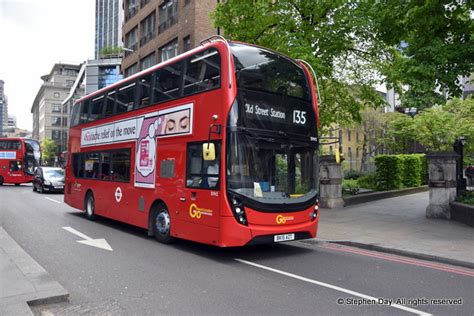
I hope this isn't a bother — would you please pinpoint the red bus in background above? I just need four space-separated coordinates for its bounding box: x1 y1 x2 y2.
0 138 41 185
65 36 320 247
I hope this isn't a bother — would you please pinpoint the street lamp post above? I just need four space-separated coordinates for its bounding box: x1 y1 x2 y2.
404 107 417 153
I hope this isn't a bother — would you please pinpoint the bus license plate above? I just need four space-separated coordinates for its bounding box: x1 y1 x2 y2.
274 233 295 242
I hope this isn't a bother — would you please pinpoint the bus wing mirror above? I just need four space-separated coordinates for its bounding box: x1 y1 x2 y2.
203 143 216 161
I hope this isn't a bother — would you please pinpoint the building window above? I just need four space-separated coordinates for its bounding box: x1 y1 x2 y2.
53 92 60 98
348 130 351 142
52 117 61 126
183 35 191 52
52 104 61 112
99 66 122 89
140 0 150 7
62 117 68 127
52 130 61 141
63 104 68 114
140 12 156 46
185 0 191 5
126 0 139 20
140 53 156 71
159 0 178 33
125 63 138 77
66 80 75 87
160 39 178 62
125 27 138 52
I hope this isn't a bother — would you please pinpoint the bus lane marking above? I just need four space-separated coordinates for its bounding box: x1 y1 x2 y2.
234 258 432 316
45 197 61 204
319 243 474 277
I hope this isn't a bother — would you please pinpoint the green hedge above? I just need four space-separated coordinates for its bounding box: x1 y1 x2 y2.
375 154 426 191
357 172 377 190
375 155 404 190
418 154 428 185
401 155 422 187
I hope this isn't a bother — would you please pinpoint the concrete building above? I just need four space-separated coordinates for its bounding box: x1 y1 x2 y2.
95 0 124 59
86 0 125 95
5 128 32 139
0 80 8 137
31 63 84 153
8 115 17 129
122 0 218 77
85 57 123 94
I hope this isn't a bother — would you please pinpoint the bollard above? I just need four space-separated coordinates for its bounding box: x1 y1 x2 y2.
425 152 459 219
319 155 344 209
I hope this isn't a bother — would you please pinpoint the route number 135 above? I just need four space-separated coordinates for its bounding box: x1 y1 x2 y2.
293 110 306 125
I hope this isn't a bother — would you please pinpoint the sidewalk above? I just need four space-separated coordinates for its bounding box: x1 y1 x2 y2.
0 227 68 315
317 191 474 268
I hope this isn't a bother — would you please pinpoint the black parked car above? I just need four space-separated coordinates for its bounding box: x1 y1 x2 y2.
33 167 65 193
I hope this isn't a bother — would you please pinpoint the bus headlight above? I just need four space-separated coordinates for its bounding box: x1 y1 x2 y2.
229 196 248 226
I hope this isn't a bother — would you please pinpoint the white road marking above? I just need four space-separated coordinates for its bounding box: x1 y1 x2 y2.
235 258 432 316
62 226 113 251
45 197 61 204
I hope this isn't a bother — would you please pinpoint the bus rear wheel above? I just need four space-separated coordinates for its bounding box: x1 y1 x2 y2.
0 176 3 185
152 204 173 244
84 192 96 220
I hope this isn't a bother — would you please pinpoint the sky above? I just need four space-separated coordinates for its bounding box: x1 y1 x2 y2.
0 0 95 130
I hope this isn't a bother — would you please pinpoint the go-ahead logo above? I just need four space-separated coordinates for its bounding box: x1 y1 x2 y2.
189 203 213 219
276 214 294 224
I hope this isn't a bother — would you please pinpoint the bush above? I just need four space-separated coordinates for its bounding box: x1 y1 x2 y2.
456 191 474 205
345 170 362 180
342 179 360 195
357 172 377 190
417 154 428 185
401 155 422 187
375 155 404 191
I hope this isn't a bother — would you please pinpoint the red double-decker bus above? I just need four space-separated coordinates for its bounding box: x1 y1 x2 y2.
0 138 41 185
65 37 320 246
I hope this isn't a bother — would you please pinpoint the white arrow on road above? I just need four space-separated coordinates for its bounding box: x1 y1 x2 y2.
62 226 113 251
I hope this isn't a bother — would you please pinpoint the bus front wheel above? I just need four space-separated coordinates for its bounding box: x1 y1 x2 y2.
84 192 96 220
152 204 173 244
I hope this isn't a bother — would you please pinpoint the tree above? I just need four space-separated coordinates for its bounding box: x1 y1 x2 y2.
41 138 57 166
380 97 474 164
368 0 474 109
356 109 388 172
381 112 417 154
212 1 474 127
413 98 474 164
212 0 387 131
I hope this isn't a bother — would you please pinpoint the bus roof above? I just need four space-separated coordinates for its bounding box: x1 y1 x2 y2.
74 39 306 105
75 39 228 104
